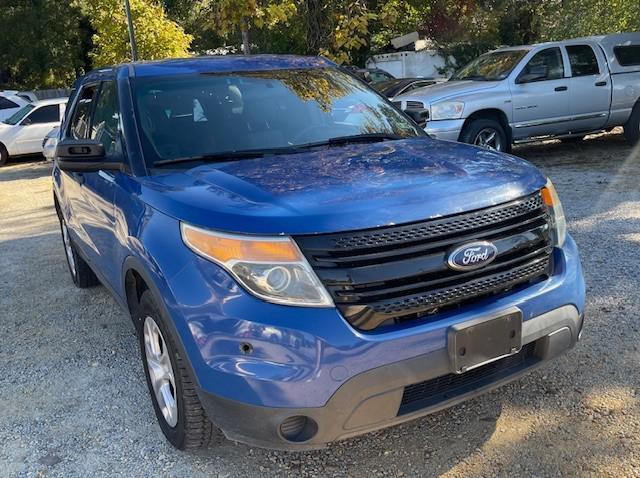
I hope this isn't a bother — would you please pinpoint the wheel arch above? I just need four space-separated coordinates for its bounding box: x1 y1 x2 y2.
461 108 512 145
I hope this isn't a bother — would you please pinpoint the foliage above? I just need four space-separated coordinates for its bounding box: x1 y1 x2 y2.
83 0 192 66
0 0 90 89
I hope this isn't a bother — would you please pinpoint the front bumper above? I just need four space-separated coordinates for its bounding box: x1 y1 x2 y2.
200 305 583 450
425 118 466 141
163 234 584 450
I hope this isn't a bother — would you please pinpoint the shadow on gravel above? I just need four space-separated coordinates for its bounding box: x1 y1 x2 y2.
0 158 51 182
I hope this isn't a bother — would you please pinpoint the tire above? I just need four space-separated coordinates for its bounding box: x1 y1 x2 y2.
57 213 100 288
460 118 509 153
136 290 214 449
0 144 8 166
624 103 640 145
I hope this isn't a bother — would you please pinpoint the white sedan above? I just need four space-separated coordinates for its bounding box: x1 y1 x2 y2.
0 97 67 166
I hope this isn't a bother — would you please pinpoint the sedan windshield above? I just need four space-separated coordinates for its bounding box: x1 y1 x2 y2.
452 50 528 81
133 68 422 167
3 104 34 125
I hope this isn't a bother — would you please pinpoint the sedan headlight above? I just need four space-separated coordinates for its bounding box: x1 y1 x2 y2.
430 101 465 120
181 223 333 307
541 179 566 247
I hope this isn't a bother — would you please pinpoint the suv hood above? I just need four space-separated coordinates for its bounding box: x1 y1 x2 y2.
137 138 546 235
398 80 500 105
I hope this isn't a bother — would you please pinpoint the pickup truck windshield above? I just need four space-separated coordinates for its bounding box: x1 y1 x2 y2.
133 68 422 167
452 50 527 81
3 104 34 125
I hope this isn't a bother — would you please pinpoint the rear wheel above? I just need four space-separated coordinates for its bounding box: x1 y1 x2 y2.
58 213 99 288
136 290 214 449
624 104 640 145
0 144 8 166
460 119 509 152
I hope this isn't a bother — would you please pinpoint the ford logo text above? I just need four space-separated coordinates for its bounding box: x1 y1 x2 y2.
447 241 498 271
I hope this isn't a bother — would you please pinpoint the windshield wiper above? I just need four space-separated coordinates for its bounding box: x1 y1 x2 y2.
153 146 309 167
327 133 405 145
455 75 490 81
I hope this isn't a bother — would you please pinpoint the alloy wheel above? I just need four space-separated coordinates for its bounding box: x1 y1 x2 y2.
143 316 178 427
473 127 503 151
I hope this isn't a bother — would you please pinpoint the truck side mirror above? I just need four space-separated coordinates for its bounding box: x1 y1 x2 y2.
55 138 122 173
405 108 429 128
516 65 548 84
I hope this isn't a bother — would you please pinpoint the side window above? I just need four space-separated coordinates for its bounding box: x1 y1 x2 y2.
0 97 18 110
614 45 640 66
518 48 565 83
69 85 98 139
567 45 599 76
90 81 121 157
25 105 60 124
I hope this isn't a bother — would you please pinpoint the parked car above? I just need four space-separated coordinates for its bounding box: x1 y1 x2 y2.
0 90 30 122
394 32 640 151
53 55 584 451
374 77 442 99
42 126 60 161
0 97 67 165
344 66 396 84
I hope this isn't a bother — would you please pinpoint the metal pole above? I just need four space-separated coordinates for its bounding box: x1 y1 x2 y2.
123 0 138 61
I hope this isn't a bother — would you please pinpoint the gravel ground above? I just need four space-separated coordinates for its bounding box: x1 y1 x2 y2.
1 131 639 477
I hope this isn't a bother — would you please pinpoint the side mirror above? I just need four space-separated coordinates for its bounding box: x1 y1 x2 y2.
404 108 429 128
21 117 32 126
517 65 548 84
55 138 122 173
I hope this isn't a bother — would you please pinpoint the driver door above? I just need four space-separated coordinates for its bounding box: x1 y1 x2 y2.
510 47 571 139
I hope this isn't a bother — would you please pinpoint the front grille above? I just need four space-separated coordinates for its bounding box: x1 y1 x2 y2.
398 342 539 415
294 192 553 331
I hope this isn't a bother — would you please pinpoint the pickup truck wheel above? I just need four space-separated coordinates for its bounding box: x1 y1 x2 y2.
624 105 640 145
137 290 214 449
0 144 8 166
460 119 508 153
58 215 99 288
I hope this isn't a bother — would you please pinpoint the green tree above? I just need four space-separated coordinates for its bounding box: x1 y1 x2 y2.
84 0 192 66
0 0 90 89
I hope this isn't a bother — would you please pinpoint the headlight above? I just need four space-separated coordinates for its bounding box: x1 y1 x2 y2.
430 101 465 120
181 224 333 307
541 179 566 247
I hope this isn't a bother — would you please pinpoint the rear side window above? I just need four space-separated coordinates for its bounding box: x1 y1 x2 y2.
69 85 98 139
566 45 600 76
26 105 60 124
0 97 19 110
614 45 640 66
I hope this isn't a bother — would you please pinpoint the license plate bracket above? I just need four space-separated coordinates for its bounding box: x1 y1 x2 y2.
448 309 523 374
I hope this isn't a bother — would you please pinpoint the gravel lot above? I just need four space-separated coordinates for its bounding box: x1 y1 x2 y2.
1 131 639 477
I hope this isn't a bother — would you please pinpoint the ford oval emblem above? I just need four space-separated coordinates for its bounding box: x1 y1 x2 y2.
447 241 498 271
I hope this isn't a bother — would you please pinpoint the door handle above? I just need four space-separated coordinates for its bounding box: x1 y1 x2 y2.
554 86 568 92
595 81 607 87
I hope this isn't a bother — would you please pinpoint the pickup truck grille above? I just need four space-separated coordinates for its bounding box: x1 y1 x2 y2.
294 192 553 331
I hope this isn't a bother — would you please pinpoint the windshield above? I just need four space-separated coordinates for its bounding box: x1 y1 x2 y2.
133 67 421 167
3 104 35 125
452 50 528 81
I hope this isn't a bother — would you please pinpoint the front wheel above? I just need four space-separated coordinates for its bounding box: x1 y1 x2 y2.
0 144 8 166
58 213 99 288
460 119 509 153
137 290 214 449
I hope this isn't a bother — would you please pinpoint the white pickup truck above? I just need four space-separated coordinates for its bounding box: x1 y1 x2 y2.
395 32 640 152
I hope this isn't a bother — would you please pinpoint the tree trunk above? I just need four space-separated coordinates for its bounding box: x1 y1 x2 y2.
241 21 250 54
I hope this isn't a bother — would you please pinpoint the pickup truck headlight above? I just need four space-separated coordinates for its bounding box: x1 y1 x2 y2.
181 224 333 307
430 101 465 120
541 179 566 247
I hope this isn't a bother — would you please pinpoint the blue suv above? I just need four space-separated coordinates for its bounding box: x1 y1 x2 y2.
53 56 585 450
